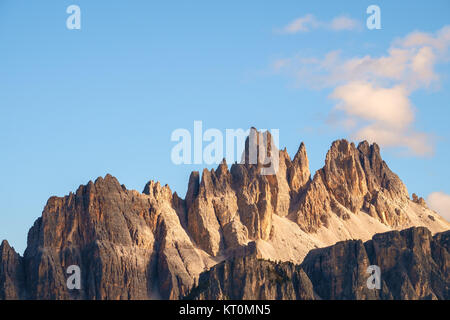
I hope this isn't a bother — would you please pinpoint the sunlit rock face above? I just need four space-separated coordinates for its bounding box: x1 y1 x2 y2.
0 131 449 300
292 139 412 232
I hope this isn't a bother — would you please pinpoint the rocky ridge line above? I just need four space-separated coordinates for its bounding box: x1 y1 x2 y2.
186 227 450 300
0 130 448 300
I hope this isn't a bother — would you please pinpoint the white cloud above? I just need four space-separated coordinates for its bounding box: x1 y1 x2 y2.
278 14 360 34
329 81 434 156
273 25 450 156
281 14 319 33
330 16 360 31
394 26 450 54
331 82 413 128
427 192 450 222
353 125 434 156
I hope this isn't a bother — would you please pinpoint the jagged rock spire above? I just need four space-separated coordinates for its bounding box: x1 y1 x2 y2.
1 135 448 301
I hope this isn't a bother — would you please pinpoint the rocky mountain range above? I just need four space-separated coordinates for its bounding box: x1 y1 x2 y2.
1 129 449 300
186 227 449 300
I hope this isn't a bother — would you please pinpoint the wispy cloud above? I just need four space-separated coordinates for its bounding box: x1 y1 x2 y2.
427 192 450 222
273 26 450 156
280 14 319 33
330 16 360 31
277 14 361 34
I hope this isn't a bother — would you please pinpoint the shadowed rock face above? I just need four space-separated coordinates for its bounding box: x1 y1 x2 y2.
0 133 448 300
184 243 317 300
301 227 449 300
0 240 25 299
186 227 449 300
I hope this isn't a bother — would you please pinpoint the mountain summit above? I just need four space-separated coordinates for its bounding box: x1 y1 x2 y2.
1 132 448 300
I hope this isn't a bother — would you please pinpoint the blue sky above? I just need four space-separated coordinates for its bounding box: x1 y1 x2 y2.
1 0 449 253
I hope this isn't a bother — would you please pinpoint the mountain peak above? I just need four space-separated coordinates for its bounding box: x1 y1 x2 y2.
0 240 11 252
0 135 448 300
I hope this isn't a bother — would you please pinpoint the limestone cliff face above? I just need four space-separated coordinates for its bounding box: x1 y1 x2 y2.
0 132 449 300
0 240 25 299
185 128 312 256
287 143 311 198
21 175 215 300
185 243 317 300
292 140 411 232
187 164 241 256
302 227 449 300
188 227 449 300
